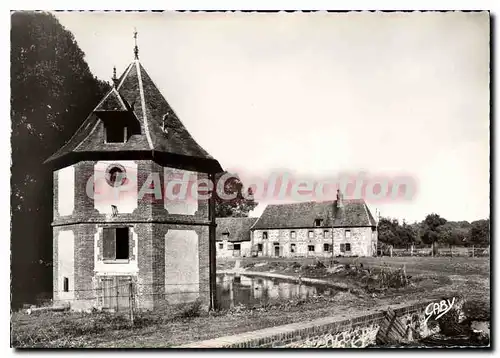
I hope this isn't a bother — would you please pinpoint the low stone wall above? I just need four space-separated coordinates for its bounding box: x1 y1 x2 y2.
177 299 452 348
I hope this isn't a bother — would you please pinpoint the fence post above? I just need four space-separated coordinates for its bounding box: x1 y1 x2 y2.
116 283 119 312
410 245 414 257
129 282 134 326
390 245 393 257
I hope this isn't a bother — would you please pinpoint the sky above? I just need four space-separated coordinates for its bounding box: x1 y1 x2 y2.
53 11 490 223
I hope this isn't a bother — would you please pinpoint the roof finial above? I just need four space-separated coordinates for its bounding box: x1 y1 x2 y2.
112 66 118 87
133 28 139 60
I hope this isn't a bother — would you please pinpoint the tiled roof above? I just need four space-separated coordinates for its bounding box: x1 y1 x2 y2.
45 60 222 173
216 217 258 242
251 199 377 230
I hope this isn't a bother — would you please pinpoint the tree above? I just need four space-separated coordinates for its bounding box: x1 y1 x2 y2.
377 217 416 247
11 11 109 308
421 213 447 255
470 219 490 246
397 221 418 247
214 172 258 218
377 217 399 246
437 222 470 247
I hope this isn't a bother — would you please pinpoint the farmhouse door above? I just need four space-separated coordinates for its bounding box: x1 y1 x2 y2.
233 243 241 257
274 246 280 257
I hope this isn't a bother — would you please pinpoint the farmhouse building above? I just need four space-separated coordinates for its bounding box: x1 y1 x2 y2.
216 217 257 258
45 42 222 311
251 192 378 257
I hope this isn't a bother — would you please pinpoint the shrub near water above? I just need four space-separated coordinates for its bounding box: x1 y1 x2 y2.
330 263 412 290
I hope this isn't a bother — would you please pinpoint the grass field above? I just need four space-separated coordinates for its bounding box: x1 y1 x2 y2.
11 256 490 348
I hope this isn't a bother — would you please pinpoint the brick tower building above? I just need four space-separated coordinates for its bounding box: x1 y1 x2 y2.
45 39 222 311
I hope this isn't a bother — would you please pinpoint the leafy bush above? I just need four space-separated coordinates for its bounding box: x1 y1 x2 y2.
462 300 490 321
314 260 326 269
178 300 202 318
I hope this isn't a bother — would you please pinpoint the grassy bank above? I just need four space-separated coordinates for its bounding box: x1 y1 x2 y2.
11 256 489 348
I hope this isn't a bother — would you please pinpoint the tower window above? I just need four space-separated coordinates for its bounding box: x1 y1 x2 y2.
105 123 127 143
63 277 69 292
103 227 130 261
262 231 268 240
105 164 127 187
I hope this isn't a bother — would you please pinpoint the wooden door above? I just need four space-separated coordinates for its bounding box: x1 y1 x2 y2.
100 277 114 310
99 276 131 312
116 276 131 312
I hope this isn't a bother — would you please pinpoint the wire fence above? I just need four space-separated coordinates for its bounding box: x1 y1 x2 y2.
25 276 242 314
381 245 489 257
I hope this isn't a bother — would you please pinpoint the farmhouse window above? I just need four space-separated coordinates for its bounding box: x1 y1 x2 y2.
340 243 345 253
308 230 314 239
219 243 223 249
345 243 351 252
315 219 323 227
258 244 263 252
324 243 331 252
345 230 351 239
290 243 296 253
290 231 296 239
323 230 329 238
63 277 69 292
308 245 315 252
103 227 130 261
233 244 241 251
262 232 268 240
227 243 234 250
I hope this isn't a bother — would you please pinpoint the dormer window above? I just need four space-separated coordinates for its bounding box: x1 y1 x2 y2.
314 219 323 227
105 123 128 143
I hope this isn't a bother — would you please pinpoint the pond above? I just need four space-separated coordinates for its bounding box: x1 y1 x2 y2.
216 273 337 310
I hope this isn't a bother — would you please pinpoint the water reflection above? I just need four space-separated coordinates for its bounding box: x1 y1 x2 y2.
216 273 336 309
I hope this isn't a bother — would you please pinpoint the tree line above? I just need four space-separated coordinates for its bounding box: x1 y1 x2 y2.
11 11 109 308
378 213 490 249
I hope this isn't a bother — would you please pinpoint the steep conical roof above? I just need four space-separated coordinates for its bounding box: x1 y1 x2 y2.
46 60 222 173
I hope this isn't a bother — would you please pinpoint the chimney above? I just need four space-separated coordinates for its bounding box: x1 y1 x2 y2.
336 189 344 208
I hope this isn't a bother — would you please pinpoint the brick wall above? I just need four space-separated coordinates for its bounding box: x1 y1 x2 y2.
52 159 213 311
